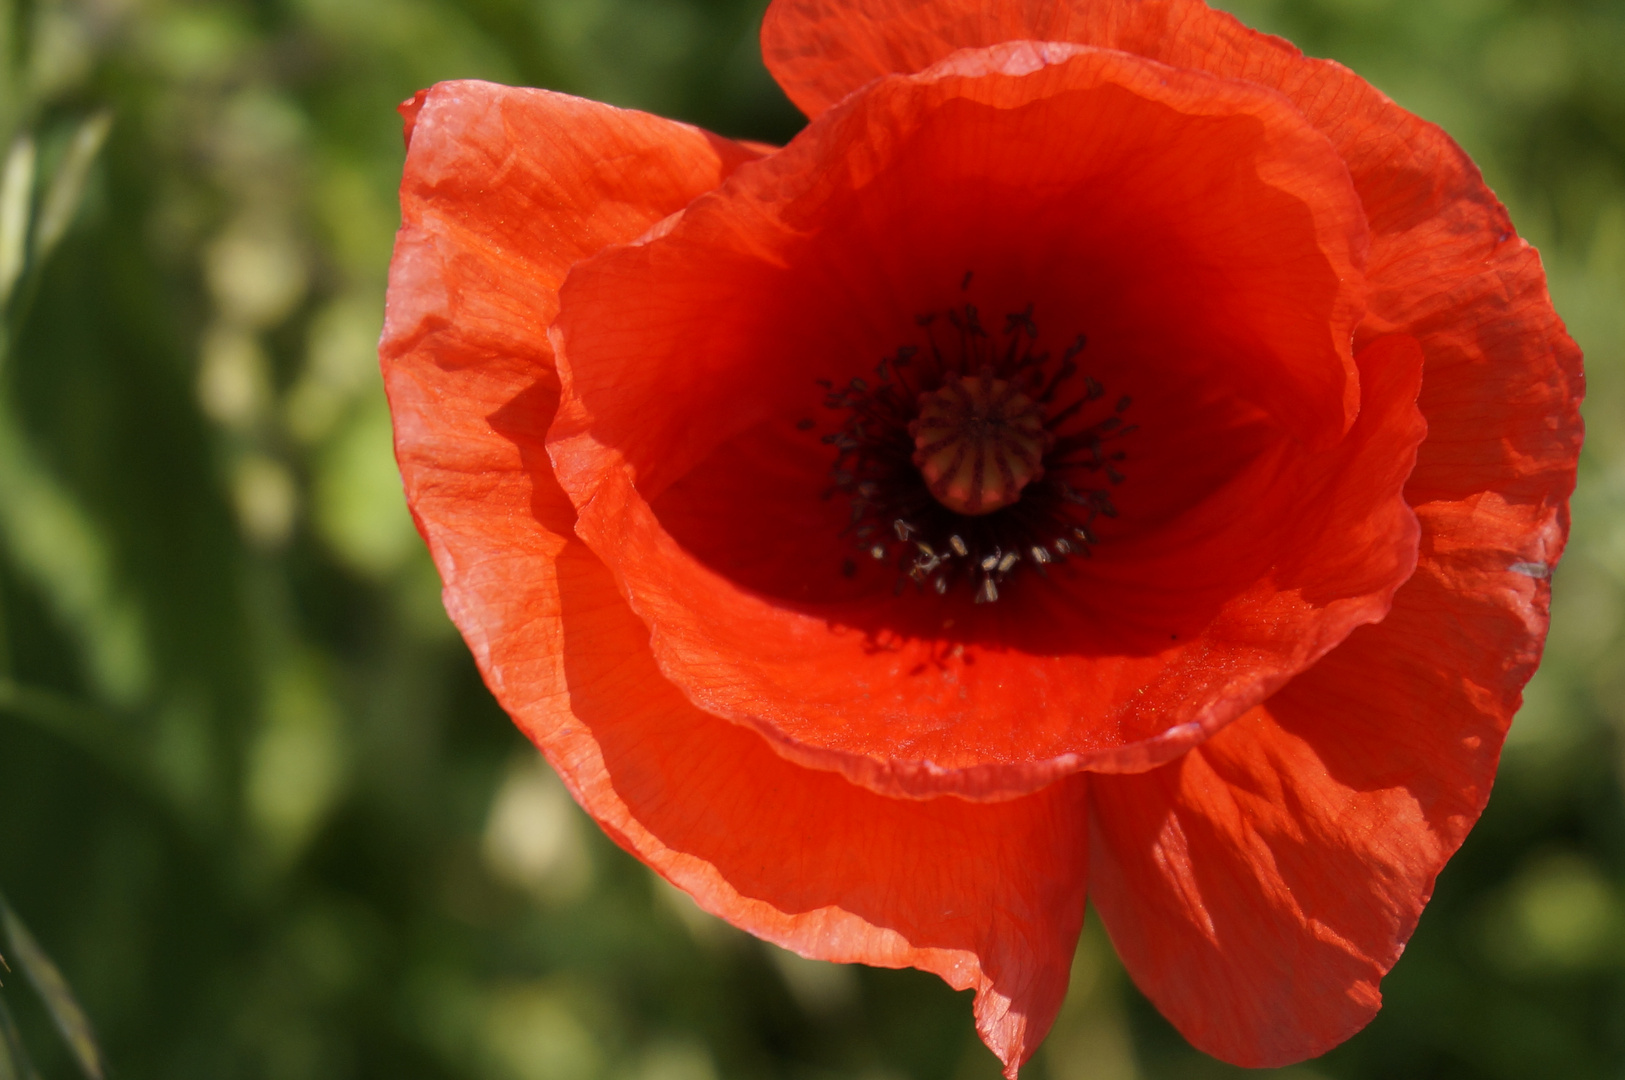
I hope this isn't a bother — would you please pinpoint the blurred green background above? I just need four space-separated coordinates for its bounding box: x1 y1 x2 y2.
0 0 1620 1076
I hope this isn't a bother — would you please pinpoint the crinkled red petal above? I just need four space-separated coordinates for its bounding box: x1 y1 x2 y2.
757 0 1584 1065
1086 331 1454 1066
1088 494 1560 1064
381 80 1090 1078
547 42 1418 800
552 548 1091 1078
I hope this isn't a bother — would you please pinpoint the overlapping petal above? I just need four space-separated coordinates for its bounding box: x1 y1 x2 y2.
1090 505 1553 1064
549 549 1091 1074
383 79 764 627
1086 331 1444 1065
756 0 1583 1051
382 79 1093 1078
758 0 1583 545
547 41 1419 800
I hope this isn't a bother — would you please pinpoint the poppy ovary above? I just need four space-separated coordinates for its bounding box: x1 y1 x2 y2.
909 372 1051 515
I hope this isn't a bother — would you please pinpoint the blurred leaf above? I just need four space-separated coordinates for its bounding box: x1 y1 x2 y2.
0 109 147 707
312 393 418 577
0 891 103 1080
245 653 349 864
0 134 32 307
0 991 43 1080
32 110 110 263
0 676 144 783
0 406 151 704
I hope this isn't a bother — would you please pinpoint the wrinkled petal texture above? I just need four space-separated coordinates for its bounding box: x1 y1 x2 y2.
761 0 1583 1064
548 42 1419 802
381 80 1092 1076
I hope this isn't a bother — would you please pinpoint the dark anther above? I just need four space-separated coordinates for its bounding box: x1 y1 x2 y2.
1005 304 1038 340
1037 360 1077 404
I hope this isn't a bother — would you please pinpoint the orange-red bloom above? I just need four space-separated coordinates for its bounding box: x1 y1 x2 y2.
381 0 1582 1073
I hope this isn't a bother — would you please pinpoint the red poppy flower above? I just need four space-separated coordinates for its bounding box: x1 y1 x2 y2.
380 0 1582 1073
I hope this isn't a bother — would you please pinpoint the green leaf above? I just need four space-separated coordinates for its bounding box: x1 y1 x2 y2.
0 393 152 705
0 677 143 781
0 134 33 306
32 110 111 262
0 892 104 1080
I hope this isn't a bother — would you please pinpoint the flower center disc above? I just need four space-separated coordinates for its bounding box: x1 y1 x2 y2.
909 373 1049 515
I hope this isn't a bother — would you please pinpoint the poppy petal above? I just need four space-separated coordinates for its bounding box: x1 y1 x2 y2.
757 0 1349 121
549 547 1092 1078
382 77 764 630
761 0 1120 117
1084 331 1566 1071
547 43 1422 800
1086 537 1547 1065
759 0 1584 507
382 79 1089 1078
1089 696 1407 1067
758 0 1581 809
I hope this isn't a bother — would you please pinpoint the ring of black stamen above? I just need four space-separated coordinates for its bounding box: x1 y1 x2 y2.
816 290 1134 602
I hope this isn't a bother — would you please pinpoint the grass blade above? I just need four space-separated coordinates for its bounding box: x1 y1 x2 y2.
0 987 41 1080
33 111 112 261
0 893 104 1080
0 134 33 306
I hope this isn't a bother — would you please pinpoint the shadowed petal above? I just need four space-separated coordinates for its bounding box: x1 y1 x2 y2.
1086 337 1548 1067
549 545 1092 1077
1088 554 1535 1065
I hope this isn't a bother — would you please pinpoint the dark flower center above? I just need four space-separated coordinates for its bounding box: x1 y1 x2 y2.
820 291 1135 603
